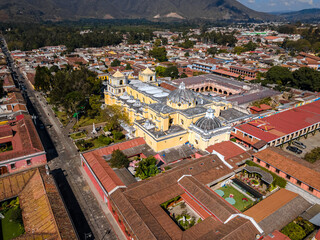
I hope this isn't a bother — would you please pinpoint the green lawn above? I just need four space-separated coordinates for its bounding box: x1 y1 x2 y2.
217 185 254 212
1 208 24 240
73 116 105 129
70 132 87 140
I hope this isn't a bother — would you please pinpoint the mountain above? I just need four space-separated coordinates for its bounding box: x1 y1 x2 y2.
280 8 320 22
0 0 273 22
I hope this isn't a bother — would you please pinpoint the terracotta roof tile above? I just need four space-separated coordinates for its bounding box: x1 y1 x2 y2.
206 141 246 160
253 147 320 191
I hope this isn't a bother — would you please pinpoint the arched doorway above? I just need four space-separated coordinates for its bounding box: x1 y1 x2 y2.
196 88 200 92
219 89 222 93
224 91 228 95
214 88 217 92
0 166 8 175
201 87 204 92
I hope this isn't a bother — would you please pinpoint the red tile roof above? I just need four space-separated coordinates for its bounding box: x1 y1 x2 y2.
236 100 320 142
260 104 272 110
160 82 177 91
263 230 290 240
244 189 298 223
206 141 246 160
82 138 146 193
0 114 45 162
254 147 320 191
181 193 211 219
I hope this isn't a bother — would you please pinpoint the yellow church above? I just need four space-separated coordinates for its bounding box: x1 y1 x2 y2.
104 68 247 152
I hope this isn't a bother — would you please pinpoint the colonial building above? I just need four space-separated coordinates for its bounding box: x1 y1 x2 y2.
0 114 47 175
105 68 248 152
232 99 320 150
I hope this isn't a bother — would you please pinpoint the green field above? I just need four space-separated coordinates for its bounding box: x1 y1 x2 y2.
217 185 254 212
0 208 24 240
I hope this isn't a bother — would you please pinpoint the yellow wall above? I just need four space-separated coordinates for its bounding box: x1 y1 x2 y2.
189 131 230 150
135 124 189 152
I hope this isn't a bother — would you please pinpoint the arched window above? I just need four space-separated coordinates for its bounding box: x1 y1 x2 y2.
181 119 184 125
120 80 123 85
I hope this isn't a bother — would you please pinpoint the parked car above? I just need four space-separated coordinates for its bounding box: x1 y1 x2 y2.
292 140 306 149
286 146 302 154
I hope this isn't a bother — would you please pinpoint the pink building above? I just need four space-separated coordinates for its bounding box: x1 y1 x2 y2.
252 147 320 198
0 114 47 175
80 138 147 239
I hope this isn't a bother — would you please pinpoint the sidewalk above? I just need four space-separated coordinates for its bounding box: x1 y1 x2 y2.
79 167 127 240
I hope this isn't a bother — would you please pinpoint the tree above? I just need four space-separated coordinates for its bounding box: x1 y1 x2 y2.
135 156 159 180
111 59 121 67
179 39 194 49
149 47 167 62
110 149 129 168
161 38 168 46
184 52 190 57
244 41 257 51
164 66 179 79
155 66 167 77
266 66 293 86
180 73 188 78
88 95 101 118
101 105 129 131
154 39 161 47
233 46 246 55
292 67 320 92
207 47 217 56
125 63 132 70
281 222 306 240
34 66 51 92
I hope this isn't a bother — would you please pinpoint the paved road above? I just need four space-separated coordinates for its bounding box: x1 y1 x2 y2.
0 37 118 240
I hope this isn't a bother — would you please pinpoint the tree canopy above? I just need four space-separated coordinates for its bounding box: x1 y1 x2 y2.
149 47 167 62
135 156 159 180
155 66 179 79
265 66 320 92
110 149 129 168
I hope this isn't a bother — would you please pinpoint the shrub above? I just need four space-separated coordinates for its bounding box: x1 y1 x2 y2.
304 147 320 163
161 196 181 209
98 135 113 145
112 130 124 141
281 222 306 240
135 156 159 180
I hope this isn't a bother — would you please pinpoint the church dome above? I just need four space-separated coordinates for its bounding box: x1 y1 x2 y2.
194 108 222 131
168 82 196 104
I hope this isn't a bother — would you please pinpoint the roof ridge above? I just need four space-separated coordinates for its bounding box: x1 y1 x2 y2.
36 168 62 240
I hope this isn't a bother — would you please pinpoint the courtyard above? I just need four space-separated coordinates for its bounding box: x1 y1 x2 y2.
161 196 201 231
215 185 254 212
0 198 24 240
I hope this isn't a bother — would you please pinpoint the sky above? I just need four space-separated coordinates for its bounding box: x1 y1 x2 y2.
237 0 320 12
